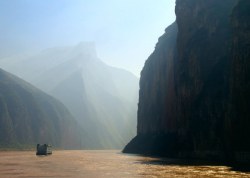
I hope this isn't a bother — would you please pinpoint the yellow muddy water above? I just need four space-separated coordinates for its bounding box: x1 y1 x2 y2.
0 150 249 178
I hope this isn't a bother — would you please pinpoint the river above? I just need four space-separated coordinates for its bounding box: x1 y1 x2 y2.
0 150 249 177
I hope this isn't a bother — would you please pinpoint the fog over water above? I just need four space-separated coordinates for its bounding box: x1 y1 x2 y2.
0 0 176 76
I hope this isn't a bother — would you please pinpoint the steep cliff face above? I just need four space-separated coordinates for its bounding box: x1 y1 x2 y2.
174 0 237 153
124 0 250 162
228 0 250 155
137 23 178 134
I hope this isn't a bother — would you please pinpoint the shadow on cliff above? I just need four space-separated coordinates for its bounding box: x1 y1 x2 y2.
230 164 250 173
136 157 250 173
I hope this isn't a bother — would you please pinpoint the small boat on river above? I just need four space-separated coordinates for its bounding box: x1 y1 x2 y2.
36 144 52 155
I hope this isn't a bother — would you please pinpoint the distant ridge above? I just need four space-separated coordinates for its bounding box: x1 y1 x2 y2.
0 68 82 149
0 42 139 149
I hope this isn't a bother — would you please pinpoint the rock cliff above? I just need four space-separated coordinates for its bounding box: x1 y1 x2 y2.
137 22 178 134
173 0 236 157
226 0 250 161
124 0 250 162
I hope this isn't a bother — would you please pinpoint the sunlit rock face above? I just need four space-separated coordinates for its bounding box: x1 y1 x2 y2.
124 0 250 162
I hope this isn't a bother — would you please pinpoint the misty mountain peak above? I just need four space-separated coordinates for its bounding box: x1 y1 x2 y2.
72 41 97 59
40 42 98 66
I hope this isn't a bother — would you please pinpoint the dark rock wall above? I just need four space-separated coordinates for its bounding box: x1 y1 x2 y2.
228 0 250 154
124 0 250 162
175 0 237 153
137 23 178 134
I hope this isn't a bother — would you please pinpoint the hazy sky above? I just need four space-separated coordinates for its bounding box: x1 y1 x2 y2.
0 0 176 76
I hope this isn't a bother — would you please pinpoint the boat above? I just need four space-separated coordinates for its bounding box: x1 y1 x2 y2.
36 144 52 155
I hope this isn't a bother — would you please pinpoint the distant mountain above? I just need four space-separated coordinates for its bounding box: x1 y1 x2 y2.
0 42 138 149
0 68 82 149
